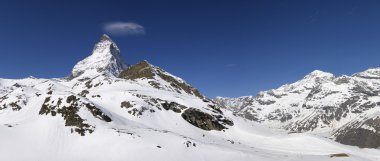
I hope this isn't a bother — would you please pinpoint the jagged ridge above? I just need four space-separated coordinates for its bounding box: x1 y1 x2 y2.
216 69 380 148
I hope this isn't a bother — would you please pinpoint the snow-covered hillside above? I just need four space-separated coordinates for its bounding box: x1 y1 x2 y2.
215 69 380 149
0 35 379 161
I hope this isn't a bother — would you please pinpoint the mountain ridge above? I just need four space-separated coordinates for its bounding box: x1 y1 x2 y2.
215 67 380 148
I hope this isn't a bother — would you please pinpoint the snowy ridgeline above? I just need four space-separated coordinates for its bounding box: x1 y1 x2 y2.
215 69 380 149
0 35 379 161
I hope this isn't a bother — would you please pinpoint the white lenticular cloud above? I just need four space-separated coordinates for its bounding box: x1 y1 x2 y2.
104 22 145 36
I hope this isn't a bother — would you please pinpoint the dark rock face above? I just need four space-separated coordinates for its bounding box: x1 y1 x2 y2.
161 101 187 113
119 60 155 80
121 101 134 109
288 116 320 132
330 153 349 158
0 94 26 111
120 94 157 116
79 90 89 97
335 117 380 148
119 60 204 99
181 108 233 131
39 95 112 136
85 103 112 122
8 102 22 111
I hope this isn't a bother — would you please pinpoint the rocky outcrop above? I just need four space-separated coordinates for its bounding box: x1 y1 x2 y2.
181 108 233 131
334 117 380 148
119 60 204 99
119 60 155 80
39 95 112 136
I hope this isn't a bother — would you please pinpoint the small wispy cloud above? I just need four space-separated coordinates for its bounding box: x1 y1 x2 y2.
226 64 238 68
103 22 145 36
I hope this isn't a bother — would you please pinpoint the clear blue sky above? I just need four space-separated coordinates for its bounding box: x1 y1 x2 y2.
1 0 380 98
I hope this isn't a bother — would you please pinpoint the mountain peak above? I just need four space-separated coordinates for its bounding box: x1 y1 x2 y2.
100 34 112 42
71 35 127 78
303 70 334 80
353 67 380 79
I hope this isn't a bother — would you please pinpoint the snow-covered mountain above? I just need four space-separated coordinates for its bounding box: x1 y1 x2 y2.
0 35 379 161
71 34 127 77
215 69 380 149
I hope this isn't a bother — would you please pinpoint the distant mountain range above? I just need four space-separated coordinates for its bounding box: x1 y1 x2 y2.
215 68 380 148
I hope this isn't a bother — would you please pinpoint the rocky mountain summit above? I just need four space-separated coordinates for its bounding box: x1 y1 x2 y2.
71 34 127 77
215 69 380 148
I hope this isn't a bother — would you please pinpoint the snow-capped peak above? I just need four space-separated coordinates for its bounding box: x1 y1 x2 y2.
303 70 334 80
71 34 127 77
353 67 380 79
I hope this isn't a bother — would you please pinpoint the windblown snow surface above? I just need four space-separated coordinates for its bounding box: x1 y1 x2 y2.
0 77 378 161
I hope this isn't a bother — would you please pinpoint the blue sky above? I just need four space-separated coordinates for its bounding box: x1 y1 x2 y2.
1 0 380 98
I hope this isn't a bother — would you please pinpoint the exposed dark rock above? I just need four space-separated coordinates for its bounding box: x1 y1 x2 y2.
181 108 233 131
185 141 196 147
92 95 101 98
119 60 155 80
288 116 320 132
207 104 223 114
66 95 79 103
161 101 187 113
267 91 287 98
257 99 276 105
85 103 112 122
39 95 112 136
306 86 322 100
9 102 22 111
79 90 89 97
148 81 161 89
280 113 293 122
13 83 22 88
85 81 93 89
334 77 351 85
240 112 259 122
335 117 380 148
121 101 133 109
358 101 376 111
352 85 378 96
330 153 349 158
128 107 149 116
39 97 51 115
119 60 204 99
57 99 94 136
